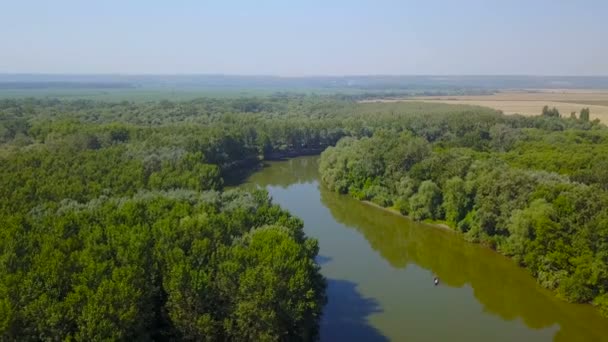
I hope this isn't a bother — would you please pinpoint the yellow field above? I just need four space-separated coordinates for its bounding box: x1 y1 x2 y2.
373 90 608 122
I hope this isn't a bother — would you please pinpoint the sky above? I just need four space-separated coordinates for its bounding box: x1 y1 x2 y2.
0 0 607 76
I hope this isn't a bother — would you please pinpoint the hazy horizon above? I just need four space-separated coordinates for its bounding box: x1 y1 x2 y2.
1 0 607 76
2 73 608 77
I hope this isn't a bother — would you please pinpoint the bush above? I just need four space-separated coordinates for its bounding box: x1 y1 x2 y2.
593 294 608 317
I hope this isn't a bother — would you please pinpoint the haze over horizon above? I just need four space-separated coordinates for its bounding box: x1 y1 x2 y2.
3 73 608 77
1 0 607 76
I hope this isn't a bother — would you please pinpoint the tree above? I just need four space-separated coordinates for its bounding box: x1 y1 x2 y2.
442 176 470 225
580 107 590 122
256 133 273 158
489 123 519 152
542 105 560 118
218 226 326 341
409 180 442 221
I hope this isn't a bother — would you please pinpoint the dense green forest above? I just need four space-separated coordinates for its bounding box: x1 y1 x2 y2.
319 105 608 317
0 96 352 340
2 95 607 339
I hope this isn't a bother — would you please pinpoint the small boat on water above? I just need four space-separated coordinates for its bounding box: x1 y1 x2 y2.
434 277 439 286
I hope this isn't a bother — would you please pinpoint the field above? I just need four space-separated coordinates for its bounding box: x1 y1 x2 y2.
369 89 608 122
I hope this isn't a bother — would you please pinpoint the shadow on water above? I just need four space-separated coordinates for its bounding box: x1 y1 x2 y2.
315 255 333 266
222 162 265 187
321 279 388 342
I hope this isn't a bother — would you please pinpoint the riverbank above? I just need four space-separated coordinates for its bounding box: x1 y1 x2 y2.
266 147 327 160
361 200 456 233
339 193 607 317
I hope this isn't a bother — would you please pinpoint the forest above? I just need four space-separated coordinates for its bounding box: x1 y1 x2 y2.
0 96 353 340
1 95 608 340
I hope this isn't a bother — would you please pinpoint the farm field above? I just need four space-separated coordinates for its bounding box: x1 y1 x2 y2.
370 90 608 122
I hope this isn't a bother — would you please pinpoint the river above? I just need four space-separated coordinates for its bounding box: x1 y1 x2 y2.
238 156 608 341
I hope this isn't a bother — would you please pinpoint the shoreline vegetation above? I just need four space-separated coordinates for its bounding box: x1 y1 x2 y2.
1 95 608 339
361 199 455 232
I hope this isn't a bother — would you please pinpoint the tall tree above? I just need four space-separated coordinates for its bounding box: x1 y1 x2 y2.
580 107 591 122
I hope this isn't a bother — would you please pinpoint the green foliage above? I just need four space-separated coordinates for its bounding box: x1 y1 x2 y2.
0 96 349 340
502 129 608 189
594 294 608 317
580 107 591 122
542 105 561 118
218 226 325 341
409 180 442 221
442 177 470 226
0 190 326 340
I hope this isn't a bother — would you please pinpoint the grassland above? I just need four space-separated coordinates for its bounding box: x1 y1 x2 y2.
368 89 608 122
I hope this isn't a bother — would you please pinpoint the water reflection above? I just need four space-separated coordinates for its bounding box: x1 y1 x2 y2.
236 158 319 188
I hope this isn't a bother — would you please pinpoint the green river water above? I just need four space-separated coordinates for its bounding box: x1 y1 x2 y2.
239 156 608 341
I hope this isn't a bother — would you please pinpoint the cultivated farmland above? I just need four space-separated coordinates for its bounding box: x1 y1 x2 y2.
369 89 608 122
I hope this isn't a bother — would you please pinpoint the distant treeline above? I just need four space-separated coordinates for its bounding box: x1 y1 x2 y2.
3 74 608 90
0 81 136 89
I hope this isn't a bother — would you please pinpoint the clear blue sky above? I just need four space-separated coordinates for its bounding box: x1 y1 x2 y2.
1 0 606 75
